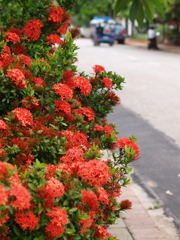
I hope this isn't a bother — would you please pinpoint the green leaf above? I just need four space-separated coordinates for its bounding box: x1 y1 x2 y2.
136 3 144 28
150 0 165 16
114 0 131 15
143 0 154 22
69 208 78 213
129 0 139 21
80 214 91 220
65 228 76 235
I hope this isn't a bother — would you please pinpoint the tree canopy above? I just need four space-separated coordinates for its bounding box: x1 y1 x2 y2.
114 0 168 28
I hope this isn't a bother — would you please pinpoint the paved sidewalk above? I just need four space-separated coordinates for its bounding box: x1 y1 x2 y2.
125 38 180 54
108 175 180 240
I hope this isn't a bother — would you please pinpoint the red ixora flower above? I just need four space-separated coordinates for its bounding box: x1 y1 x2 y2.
9 182 31 210
74 107 95 121
12 108 33 127
23 19 44 41
0 150 8 160
21 96 40 110
13 44 27 55
6 68 27 89
32 77 45 88
46 34 64 45
40 177 64 199
4 32 20 44
53 83 73 100
95 225 110 239
17 54 32 68
120 199 132 210
6 27 22 38
14 210 39 231
48 6 64 25
0 184 9 205
102 77 112 89
78 211 95 233
46 207 69 226
57 21 69 35
78 160 111 186
116 137 140 159
95 186 109 204
93 124 104 132
67 76 92 96
0 162 14 181
81 189 99 210
105 91 120 105
0 211 9 227
45 222 65 238
0 120 8 130
92 65 106 74
45 207 68 237
55 100 71 114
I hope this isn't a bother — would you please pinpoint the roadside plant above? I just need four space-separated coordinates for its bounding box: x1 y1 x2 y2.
0 0 140 239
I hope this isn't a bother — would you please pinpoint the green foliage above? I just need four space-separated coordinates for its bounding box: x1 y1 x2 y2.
114 0 168 28
70 0 113 27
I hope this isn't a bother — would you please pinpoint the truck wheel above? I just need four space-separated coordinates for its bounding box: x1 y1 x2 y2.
118 39 125 44
109 42 114 46
94 41 100 46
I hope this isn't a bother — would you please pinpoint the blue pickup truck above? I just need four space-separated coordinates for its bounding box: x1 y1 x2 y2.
90 16 116 46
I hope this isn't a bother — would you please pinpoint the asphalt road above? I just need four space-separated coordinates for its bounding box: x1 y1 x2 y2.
75 38 180 227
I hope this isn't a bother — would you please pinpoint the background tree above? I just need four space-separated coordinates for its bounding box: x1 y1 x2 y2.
70 0 112 27
114 0 168 28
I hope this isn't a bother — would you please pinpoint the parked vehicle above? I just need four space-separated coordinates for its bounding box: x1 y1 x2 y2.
90 16 116 46
104 23 127 44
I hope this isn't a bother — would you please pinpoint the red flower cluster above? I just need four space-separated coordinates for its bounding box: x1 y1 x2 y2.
46 34 64 45
6 27 22 38
57 21 69 35
95 186 109 204
13 44 27 55
116 137 140 160
0 185 8 205
81 189 99 210
32 77 45 89
14 210 39 231
21 96 40 110
95 225 110 239
55 100 71 114
67 76 92 96
4 32 20 44
78 160 111 186
6 68 27 89
105 91 121 105
120 199 132 210
40 177 64 199
74 107 95 121
48 6 64 25
53 83 73 100
45 207 69 237
17 54 32 68
23 19 44 41
12 108 33 127
92 65 106 74
60 147 84 163
78 211 95 233
102 77 113 89
0 120 7 130
9 182 31 210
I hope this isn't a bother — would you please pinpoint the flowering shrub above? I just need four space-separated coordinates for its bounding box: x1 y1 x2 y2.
0 0 140 239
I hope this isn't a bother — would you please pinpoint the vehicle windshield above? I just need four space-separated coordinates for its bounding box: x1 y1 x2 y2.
104 24 124 34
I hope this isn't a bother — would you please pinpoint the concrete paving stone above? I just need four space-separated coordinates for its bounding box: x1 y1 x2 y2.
108 227 134 240
109 218 126 228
